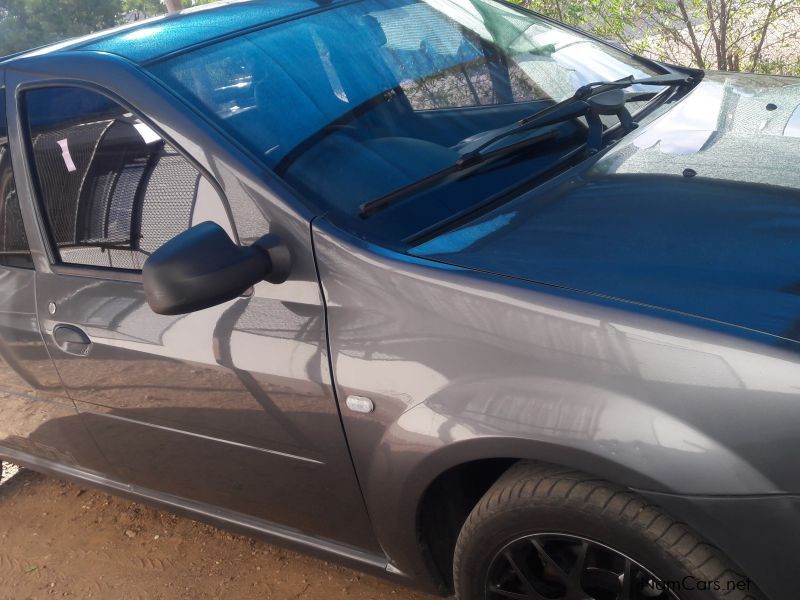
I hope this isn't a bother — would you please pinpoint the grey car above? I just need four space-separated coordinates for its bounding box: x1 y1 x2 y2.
0 0 797 598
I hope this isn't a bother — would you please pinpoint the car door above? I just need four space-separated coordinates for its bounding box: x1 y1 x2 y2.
16 82 378 553
0 82 108 473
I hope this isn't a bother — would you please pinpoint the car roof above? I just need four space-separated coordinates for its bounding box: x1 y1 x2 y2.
1 0 339 66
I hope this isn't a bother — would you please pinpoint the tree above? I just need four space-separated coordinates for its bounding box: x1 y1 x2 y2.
0 0 796 75
165 0 220 12
638 0 800 72
0 0 221 55
103 0 218 20
121 0 166 19
0 0 120 55
517 0 800 75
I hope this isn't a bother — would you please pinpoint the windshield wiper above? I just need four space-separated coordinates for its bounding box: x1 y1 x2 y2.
457 72 696 165
359 72 697 219
359 127 561 218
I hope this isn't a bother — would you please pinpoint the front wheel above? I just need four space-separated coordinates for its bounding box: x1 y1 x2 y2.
453 462 763 600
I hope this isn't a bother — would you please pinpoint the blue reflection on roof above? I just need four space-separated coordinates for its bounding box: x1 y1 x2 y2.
78 0 330 63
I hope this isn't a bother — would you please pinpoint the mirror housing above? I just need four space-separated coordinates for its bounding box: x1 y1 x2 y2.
143 221 290 315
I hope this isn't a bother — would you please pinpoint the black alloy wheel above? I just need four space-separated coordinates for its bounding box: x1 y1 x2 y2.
487 532 676 600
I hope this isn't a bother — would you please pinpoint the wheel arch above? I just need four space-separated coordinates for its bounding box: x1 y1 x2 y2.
407 437 670 593
373 392 776 594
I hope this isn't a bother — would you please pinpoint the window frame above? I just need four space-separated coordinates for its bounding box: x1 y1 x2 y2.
0 85 34 270
16 79 238 283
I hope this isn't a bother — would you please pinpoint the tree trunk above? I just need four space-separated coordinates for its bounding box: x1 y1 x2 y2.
165 0 183 13
718 0 729 69
706 1 725 69
750 0 777 72
677 0 706 68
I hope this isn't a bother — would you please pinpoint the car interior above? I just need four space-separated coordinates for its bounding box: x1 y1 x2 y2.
25 87 231 270
151 0 563 216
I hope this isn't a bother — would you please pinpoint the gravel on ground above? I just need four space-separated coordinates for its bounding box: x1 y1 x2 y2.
0 464 442 600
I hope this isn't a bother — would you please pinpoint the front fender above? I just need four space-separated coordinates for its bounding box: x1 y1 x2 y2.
313 220 800 588
396 376 773 493
359 382 774 584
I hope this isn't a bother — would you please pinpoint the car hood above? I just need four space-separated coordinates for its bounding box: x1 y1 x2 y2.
411 71 800 343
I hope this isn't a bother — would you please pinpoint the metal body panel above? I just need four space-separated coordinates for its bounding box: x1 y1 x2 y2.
313 219 800 588
0 444 399 586
0 40 798 600
0 265 108 472
33 274 378 550
636 489 800 600
3 53 380 555
0 70 110 474
411 72 800 346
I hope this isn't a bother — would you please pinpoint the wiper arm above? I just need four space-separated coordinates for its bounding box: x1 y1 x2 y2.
457 72 696 165
570 72 697 102
359 73 697 219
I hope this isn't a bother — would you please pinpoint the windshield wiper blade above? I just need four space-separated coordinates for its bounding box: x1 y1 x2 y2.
359 73 697 219
359 128 559 218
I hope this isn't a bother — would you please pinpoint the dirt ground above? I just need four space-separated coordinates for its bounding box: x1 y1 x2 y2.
0 463 442 600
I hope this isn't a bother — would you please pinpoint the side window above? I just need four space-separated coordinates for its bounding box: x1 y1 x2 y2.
0 88 34 269
23 86 232 270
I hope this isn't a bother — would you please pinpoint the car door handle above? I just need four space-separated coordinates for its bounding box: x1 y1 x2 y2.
53 324 92 356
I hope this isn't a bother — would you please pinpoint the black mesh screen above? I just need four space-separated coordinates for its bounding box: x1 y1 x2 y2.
138 146 200 254
0 141 33 269
31 120 113 246
75 120 151 248
25 87 208 272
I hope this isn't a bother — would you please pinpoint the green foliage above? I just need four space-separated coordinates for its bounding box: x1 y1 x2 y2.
519 0 635 45
0 0 120 54
515 0 800 75
121 0 166 18
0 0 227 56
132 0 220 16
0 0 796 76
753 56 800 77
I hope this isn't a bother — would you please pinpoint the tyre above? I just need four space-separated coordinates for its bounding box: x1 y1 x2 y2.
453 462 763 600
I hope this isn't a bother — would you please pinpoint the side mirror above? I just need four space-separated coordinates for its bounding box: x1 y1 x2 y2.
142 221 290 315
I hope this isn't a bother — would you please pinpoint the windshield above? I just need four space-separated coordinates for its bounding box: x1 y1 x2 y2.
148 0 658 231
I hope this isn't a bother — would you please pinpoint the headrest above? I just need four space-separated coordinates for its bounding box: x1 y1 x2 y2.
358 14 387 47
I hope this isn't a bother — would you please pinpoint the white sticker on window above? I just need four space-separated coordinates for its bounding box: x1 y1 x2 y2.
134 122 162 144
56 139 76 172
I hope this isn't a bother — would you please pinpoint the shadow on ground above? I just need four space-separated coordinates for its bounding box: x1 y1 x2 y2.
0 465 442 600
